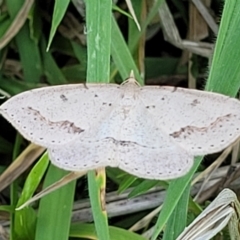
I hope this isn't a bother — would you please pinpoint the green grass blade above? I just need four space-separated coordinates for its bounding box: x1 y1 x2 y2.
0 14 11 39
40 37 68 84
86 0 112 82
6 0 42 83
128 0 144 71
111 16 142 83
152 1 240 239
71 41 87 70
151 157 202 240
88 170 109 239
14 154 48 239
47 0 70 50
162 184 190 240
128 0 164 53
128 180 161 198
70 223 146 240
16 153 49 207
205 0 240 95
0 77 41 95
10 134 23 240
85 0 112 239
35 165 75 240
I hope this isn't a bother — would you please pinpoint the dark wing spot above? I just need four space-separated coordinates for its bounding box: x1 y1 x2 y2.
191 99 200 107
60 94 68 101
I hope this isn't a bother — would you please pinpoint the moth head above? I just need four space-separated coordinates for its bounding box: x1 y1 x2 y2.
121 70 140 87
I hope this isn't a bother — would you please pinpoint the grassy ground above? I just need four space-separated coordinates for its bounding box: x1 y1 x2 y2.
0 0 240 239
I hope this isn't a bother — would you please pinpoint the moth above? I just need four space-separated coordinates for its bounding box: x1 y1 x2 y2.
1 75 240 179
